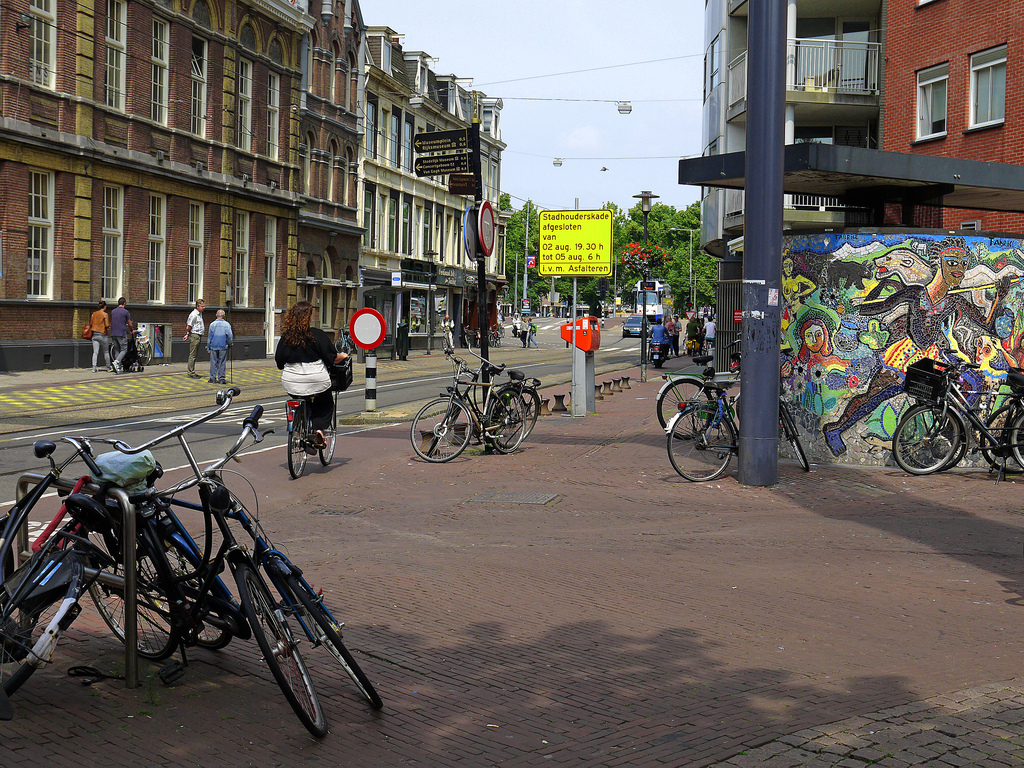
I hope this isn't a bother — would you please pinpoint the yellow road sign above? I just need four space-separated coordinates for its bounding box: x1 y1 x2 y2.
538 210 613 277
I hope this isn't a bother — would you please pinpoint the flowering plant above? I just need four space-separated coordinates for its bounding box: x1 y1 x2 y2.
621 242 665 274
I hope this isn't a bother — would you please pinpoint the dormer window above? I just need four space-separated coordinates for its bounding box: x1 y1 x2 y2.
381 40 392 74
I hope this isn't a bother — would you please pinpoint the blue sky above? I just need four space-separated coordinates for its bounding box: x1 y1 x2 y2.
364 0 706 214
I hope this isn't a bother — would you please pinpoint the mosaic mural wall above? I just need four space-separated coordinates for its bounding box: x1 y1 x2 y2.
781 231 1024 465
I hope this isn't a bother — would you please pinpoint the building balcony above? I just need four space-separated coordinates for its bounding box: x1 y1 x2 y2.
727 38 880 124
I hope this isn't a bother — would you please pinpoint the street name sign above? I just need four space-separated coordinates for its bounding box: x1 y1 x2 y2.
414 152 471 177
537 210 613 277
413 128 468 154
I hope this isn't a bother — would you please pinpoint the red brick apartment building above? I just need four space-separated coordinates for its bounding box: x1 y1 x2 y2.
883 0 1024 231
0 0 365 371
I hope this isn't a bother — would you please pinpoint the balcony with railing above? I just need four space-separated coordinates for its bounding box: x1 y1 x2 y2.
727 38 881 112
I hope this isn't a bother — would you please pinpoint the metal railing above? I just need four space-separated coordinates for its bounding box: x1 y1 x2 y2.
727 38 881 110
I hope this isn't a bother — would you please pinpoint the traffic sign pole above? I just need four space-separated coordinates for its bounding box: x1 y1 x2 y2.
470 93 490 379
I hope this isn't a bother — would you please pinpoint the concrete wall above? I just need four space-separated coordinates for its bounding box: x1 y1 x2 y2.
782 230 1024 465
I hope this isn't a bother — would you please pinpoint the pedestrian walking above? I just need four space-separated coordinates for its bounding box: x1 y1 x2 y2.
528 318 539 348
109 297 132 373
206 309 233 384
183 299 206 379
703 315 717 359
89 300 111 372
665 315 680 357
443 314 455 350
511 314 522 346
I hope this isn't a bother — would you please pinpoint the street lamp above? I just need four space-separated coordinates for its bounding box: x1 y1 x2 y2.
633 190 659 382
668 227 699 311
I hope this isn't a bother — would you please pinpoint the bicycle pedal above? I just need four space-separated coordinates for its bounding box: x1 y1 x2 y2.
158 660 186 685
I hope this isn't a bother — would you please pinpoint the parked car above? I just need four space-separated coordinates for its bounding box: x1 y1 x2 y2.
622 314 644 338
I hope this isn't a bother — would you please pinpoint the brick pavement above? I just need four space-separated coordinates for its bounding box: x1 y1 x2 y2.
2 358 1024 766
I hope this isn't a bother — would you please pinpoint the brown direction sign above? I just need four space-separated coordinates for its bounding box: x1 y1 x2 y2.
413 128 468 153
448 173 477 196
414 152 471 177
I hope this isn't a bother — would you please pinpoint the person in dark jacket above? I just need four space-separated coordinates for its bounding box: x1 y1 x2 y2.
275 301 348 446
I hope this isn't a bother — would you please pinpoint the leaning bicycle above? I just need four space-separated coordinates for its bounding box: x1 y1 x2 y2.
409 347 527 462
892 356 1024 479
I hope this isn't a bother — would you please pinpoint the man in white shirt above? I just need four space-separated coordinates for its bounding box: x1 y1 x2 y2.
703 316 717 358
183 299 206 379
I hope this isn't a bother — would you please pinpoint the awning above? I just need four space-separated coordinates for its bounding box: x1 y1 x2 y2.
679 143 1024 214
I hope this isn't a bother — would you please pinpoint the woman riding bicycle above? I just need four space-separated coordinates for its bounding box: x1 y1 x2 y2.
275 301 348 447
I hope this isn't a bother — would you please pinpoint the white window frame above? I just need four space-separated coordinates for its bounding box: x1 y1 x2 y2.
917 63 948 140
105 0 127 111
266 73 280 159
237 58 253 152
101 185 123 301
188 202 205 304
148 194 166 303
235 212 250 307
191 37 208 136
151 18 169 124
27 170 53 298
971 45 1006 129
29 0 56 89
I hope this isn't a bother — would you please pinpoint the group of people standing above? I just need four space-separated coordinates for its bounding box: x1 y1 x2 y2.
649 313 717 359
86 298 233 382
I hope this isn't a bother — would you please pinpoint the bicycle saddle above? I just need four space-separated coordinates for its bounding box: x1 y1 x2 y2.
692 355 713 366
64 494 116 533
1008 371 1024 393
508 369 525 381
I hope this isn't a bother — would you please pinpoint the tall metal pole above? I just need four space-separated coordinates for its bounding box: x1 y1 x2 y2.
738 0 785 486
689 229 694 309
470 93 489 378
634 190 658 382
523 201 529 315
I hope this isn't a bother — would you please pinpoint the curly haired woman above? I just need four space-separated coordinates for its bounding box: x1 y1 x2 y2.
275 301 348 447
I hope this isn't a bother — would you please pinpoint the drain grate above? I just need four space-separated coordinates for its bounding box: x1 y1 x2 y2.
469 492 558 505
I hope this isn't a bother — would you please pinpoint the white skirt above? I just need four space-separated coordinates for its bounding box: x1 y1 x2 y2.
282 361 330 396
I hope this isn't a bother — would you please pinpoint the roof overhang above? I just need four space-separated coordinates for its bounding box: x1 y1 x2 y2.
679 143 1024 214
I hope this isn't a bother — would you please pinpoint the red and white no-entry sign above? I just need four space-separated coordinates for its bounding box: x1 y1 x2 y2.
349 308 387 350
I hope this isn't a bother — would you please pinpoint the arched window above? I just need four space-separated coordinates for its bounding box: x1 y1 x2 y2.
304 132 316 195
327 140 338 202
192 0 211 28
329 43 340 104
348 53 358 112
344 147 355 206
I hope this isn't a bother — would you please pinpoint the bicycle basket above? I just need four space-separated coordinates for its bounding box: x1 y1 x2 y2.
903 358 948 403
329 358 353 392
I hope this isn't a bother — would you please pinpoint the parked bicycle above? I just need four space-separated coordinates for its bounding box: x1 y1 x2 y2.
0 437 123 700
96 388 381 735
892 356 1024 479
409 347 527 462
665 350 809 481
655 340 742 428
135 328 154 367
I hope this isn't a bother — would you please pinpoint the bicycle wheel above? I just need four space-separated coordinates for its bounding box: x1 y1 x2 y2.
656 376 709 429
519 386 541 439
410 398 473 462
233 562 327 737
288 401 309 479
319 394 337 466
280 571 383 710
892 404 965 475
667 401 736 482
980 404 1024 474
89 525 178 660
0 548 79 695
778 402 810 472
137 341 153 366
485 393 527 454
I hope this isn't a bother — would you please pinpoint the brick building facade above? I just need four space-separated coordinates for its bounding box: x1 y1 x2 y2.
0 0 311 370
882 0 1024 231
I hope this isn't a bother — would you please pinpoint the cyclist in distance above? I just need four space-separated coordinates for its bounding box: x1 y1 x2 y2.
275 301 349 447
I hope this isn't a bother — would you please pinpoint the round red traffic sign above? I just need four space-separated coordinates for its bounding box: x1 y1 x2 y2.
349 308 387 350
478 200 495 257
